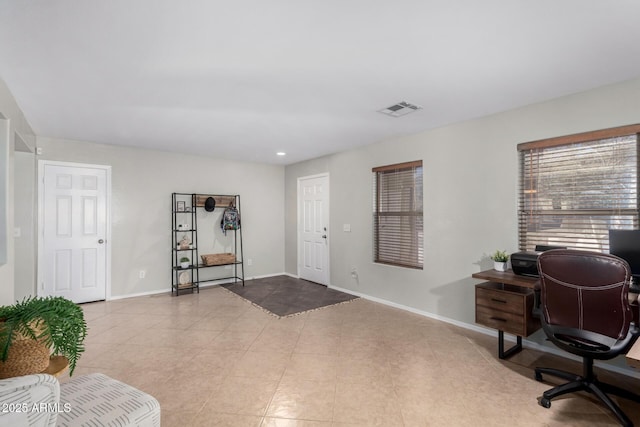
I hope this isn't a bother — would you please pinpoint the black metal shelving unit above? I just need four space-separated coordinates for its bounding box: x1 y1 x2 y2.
171 193 244 296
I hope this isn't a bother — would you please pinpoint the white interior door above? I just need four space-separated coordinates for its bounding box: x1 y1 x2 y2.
39 161 110 303
298 174 329 285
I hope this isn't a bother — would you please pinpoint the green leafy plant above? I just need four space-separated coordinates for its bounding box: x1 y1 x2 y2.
180 257 190 263
490 250 509 262
0 296 87 375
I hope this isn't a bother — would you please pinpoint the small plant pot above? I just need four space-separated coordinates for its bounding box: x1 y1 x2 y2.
494 261 507 272
180 262 190 269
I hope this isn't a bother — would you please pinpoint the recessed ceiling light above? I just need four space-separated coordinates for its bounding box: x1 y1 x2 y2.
378 101 422 117
276 152 286 156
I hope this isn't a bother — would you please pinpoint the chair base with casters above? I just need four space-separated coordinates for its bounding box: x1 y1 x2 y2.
535 356 640 426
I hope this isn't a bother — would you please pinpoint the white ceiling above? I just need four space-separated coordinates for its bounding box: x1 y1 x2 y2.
2 1 640 165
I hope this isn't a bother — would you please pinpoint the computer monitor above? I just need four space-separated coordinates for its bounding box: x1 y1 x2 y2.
608 229 640 284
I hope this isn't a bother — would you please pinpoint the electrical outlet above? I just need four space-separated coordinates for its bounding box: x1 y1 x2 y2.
139 270 146 279
247 259 253 266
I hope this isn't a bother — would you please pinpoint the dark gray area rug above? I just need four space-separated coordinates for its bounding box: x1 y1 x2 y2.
222 275 359 317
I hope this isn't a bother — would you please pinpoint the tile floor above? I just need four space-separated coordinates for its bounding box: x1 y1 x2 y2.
62 285 640 426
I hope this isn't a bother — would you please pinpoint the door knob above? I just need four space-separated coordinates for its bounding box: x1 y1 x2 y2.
322 235 327 239
98 239 105 244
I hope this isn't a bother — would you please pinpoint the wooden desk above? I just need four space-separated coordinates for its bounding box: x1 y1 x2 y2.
627 340 640 369
472 269 538 289
472 269 540 359
474 270 640 368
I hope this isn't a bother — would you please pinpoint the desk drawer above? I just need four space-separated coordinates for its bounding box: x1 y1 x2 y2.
476 286 526 315
476 305 525 336
475 281 539 337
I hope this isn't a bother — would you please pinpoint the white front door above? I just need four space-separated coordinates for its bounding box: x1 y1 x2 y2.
298 174 329 285
39 161 110 303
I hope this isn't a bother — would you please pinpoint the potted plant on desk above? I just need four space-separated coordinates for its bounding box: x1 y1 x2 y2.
0 296 87 378
491 250 510 272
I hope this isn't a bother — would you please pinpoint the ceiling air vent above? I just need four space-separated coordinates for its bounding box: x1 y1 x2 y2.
378 101 422 117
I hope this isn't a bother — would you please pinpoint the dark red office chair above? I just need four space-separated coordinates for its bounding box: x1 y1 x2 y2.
534 249 640 426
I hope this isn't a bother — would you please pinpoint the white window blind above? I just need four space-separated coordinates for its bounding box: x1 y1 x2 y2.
373 160 423 269
518 125 640 252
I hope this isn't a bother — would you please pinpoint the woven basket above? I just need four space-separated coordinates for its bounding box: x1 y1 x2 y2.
201 253 236 266
0 324 50 379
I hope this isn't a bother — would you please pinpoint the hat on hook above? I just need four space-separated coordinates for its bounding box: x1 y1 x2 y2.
204 197 216 212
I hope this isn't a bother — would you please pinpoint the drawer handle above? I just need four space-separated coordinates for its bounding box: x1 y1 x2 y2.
491 298 508 304
490 317 507 322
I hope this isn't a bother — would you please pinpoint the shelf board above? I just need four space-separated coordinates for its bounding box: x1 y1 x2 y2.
195 195 235 208
198 276 243 284
174 283 198 291
196 261 243 268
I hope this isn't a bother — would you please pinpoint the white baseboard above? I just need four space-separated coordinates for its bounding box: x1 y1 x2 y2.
108 273 295 300
108 288 167 300
249 272 298 280
108 278 237 300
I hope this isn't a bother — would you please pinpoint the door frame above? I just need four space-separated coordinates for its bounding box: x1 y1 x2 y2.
297 172 330 285
0 116 8 267
37 160 112 300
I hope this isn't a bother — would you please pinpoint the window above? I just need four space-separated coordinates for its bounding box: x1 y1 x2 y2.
373 160 423 269
518 125 640 252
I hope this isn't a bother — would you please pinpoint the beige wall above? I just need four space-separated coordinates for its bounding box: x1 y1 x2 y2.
14 151 36 301
285 76 640 338
0 79 36 306
33 137 285 298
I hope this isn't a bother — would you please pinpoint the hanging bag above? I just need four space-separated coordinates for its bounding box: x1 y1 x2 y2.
220 205 240 235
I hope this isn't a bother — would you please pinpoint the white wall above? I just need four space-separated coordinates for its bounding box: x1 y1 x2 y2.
33 137 285 298
0 79 36 306
14 151 36 301
285 76 640 327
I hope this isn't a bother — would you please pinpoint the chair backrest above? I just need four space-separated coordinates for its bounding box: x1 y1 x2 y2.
537 249 633 340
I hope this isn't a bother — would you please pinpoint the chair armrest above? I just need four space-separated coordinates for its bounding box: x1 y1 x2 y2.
549 325 618 351
532 280 542 319
543 320 639 358
627 322 640 350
